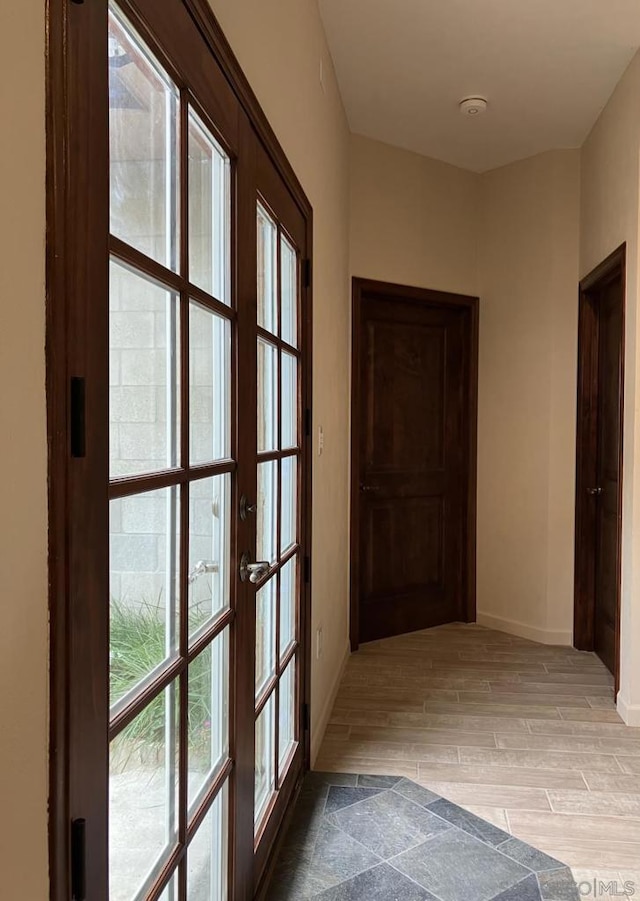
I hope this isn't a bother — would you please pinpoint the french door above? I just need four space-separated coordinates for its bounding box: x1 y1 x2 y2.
49 2 312 899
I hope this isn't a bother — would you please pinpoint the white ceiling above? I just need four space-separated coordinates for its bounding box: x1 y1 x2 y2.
317 0 640 172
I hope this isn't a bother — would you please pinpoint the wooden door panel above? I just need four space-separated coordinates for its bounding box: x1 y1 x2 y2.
352 281 478 645
596 511 619 618
365 321 445 473
362 495 445 597
574 246 625 687
361 588 459 644
594 280 623 675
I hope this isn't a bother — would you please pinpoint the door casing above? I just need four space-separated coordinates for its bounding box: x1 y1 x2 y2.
574 244 626 692
349 277 479 651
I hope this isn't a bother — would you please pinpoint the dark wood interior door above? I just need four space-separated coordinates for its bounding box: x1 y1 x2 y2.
574 245 625 686
594 276 624 674
351 280 478 646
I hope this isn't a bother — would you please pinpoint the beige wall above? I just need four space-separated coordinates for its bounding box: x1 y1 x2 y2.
350 134 479 296
477 151 581 644
0 2 48 900
581 51 640 724
207 0 352 754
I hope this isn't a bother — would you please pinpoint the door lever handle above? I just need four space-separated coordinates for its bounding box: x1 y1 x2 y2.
587 487 603 496
359 484 380 493
239 552 270 584
188 560 219 584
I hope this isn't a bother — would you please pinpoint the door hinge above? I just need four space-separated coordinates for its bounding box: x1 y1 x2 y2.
71 818 87 901
302 702 310 732
304 407 312 438
303 258 312 290
304 555 311 584
70 377 86 458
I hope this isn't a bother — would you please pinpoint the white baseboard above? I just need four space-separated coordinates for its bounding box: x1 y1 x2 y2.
310 640 351 767
617 693 640 727
476 612 573 647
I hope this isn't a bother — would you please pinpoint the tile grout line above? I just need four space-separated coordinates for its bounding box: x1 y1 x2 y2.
544 788 555 813
320 785 451 901
612 754 623 774
385 805 569 891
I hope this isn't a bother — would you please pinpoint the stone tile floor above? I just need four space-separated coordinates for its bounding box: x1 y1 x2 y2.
316 623 640 883
266 772 580 900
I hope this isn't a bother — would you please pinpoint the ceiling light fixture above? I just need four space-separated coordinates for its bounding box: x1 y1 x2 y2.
459 97 488 117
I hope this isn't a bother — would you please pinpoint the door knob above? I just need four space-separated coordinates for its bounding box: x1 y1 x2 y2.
240 552 270 584
587 487 603 496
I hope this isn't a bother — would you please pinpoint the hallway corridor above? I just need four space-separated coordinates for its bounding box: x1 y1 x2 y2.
315 624 640 887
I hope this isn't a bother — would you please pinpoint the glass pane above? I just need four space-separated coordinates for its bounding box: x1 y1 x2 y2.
110 683 179 901
256 461 277 566
280 556 296 659
281 456 297 554
110 260 180 479
257 338 278 453
110 487 179 709
188 783 228 901
188 474 230 637
189 301 231 465
255 580 276 698
257 204 277 334
255 694 275 827
188 108 231 301
109 6 179 270
279 659 296 774
281 236 298 347
188 630 229 811
281 352 297 449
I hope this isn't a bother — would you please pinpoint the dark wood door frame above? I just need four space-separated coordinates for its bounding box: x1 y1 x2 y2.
350 277 479 652
47 1 314 898
574 244 626 692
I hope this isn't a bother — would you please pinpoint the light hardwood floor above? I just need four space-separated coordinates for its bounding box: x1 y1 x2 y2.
315 623 640 890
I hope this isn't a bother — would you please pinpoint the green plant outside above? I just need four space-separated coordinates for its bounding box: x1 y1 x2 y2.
110 597 216 765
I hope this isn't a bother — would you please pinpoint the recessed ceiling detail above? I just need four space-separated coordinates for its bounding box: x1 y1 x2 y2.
317 0 640 172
